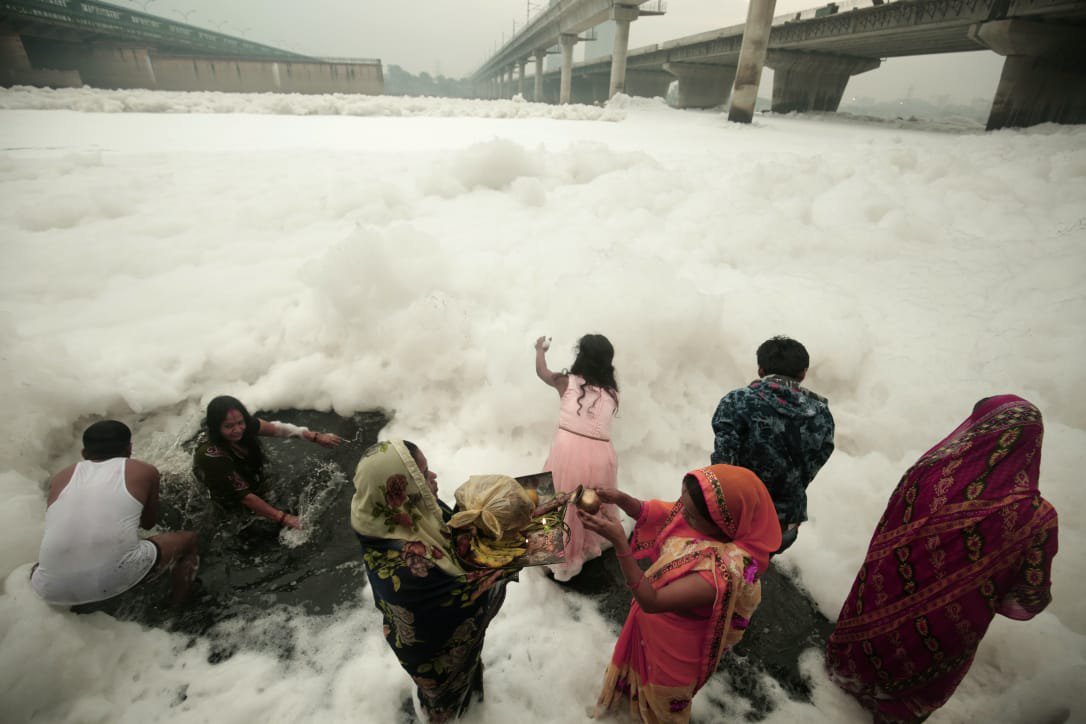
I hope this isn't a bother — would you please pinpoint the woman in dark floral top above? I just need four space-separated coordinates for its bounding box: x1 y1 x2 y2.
350 440 517 722
193 395 342 529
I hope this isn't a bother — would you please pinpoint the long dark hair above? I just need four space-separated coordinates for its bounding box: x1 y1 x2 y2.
205 395 265 471
569 333 619 414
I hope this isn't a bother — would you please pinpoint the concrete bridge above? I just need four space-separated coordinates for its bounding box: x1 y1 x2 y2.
473 0 669 106
0 0 383 95
474 0 1086 130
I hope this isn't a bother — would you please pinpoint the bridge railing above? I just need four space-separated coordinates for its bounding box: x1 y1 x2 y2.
0 0 306 59
310 57 383 65
774 0 899 25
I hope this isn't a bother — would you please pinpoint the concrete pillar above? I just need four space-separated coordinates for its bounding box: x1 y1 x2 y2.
516 59 525 97
766 50 880 113
0 33 82 88
970 19 1086 130
729 0 777 123
625 70 673 99
664 62 737 109
559 33 578 104
20 39 155 89
1 33 31 72
534 50 546 102
80 47 157 89
608 5 639 98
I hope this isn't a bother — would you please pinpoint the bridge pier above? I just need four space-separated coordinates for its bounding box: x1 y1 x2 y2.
516 59 525 97
664 62 736 109
21 38 157 89
766 50 880 113
559 34 578 104
729 0 776 123
970 19 1086 130
534 50 546 102
625 69 673 99
0 32 80 87
608 5 639 98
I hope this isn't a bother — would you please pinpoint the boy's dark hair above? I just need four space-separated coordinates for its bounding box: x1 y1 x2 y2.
756 336 810 379
82 420 132 460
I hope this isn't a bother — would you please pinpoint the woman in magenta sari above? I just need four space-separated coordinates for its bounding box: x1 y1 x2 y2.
826 395 1059 723
579 464 781 723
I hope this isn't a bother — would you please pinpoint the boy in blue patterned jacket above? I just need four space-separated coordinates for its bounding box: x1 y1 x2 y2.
711 336 834 553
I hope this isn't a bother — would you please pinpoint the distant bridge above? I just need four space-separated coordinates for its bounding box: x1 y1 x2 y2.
475 0 1086 130
0 0 383 95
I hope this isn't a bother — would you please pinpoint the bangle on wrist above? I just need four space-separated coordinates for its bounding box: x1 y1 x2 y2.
278 511 287 525
615 548 633 559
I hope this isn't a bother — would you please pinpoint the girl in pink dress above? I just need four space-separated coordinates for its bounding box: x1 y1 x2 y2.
534 333 619 581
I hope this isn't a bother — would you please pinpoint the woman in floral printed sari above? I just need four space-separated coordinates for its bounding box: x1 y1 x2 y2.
351 440 515 722
826 395 1059 723
579 464 781 723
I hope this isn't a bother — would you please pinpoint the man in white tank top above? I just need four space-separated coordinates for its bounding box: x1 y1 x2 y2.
31 420 200 608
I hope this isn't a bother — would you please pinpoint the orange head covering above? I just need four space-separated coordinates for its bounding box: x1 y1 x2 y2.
689 464 781 572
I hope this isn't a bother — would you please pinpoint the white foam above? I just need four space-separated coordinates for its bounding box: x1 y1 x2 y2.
1 88 1084 722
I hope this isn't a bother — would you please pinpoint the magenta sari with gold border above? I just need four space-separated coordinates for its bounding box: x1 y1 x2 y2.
826 395 1059 723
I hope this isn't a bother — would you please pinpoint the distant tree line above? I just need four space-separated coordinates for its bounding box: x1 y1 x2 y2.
383 64 473 98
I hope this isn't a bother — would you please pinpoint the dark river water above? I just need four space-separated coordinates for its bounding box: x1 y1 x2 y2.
83 408 832 720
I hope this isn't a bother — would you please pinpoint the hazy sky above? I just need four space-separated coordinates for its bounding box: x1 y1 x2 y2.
111 0 1004 102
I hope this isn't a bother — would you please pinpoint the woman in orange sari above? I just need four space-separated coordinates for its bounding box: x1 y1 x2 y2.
826 395 1059 723
579 464 782 723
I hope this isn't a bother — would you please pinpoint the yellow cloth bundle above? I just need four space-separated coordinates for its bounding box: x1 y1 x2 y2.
448 475 534 540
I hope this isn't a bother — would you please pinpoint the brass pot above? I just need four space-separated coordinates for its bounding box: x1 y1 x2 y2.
576 488 601 514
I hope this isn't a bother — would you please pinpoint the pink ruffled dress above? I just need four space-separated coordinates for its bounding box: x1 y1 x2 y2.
544 374 618 581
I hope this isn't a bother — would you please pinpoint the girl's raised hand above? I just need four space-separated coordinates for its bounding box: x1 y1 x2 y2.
534 336 551 352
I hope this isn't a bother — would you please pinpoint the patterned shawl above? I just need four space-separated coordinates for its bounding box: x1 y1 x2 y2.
350 440 464 577
630 464 782 687
826 395 1059 721
351 440 516 722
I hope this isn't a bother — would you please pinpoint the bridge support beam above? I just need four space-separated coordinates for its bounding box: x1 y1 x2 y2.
766 50 880 113
0 33 81 88
608 5 639 98
729 0 777 123
970 19 1086 130
516 59 525 97
625 70 673 99
534 50 546 102
559 33 578 104
664 62 736 109
21 39 156 89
